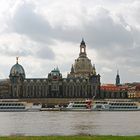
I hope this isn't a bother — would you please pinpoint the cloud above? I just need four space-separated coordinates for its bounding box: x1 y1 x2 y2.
0 1 55 61
10 2 53 43
9 1 134 49
0 33 32 57
36 44 55 59
0 0 140 83
75 6 134 49
0 44 30 57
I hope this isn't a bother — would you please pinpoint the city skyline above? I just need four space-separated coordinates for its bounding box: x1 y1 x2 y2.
0 0 140 83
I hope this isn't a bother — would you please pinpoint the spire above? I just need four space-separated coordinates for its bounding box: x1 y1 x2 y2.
16 57 19 64
71 64 74 73
116 70 120 86
56 66 59 71
81 38 85 45
79 38 87 57
117 69 119 75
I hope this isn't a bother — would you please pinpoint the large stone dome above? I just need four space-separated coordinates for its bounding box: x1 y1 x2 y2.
68 39 96 78
74 56 93 74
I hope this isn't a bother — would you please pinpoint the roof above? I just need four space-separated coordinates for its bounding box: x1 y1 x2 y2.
10 63 25 75
101 84 128 92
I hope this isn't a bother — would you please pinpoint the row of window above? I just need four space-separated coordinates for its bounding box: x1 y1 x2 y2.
0 107 25 109
109 103 136 106
0 104 24 106
73 105 87 107
110 106 138 109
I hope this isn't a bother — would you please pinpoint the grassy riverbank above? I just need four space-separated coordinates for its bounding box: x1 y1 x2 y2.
0 136 140 140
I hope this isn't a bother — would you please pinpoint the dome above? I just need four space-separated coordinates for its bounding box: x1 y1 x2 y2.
74 57 93 74
9 58 25 78
51 67 61 76
48 67 62 80
72 39 95 78
10 63 25 76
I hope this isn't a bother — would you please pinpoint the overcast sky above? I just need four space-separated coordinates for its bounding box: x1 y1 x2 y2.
0 0 140 84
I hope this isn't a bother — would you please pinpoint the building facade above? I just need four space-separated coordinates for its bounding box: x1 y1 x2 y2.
128 85 140 99
9 40 100 99
100 71 128 99
100 84 128 99
0 79 10 98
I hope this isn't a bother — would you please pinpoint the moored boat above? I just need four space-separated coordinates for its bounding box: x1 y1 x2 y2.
0 101 28 112
60 99 140 111
92 100 140 111
0 100 41 112
60 99 92 111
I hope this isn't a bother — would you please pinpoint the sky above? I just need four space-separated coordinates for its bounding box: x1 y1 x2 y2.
0 0 140 84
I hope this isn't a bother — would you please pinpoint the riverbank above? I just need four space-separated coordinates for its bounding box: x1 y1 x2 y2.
0 136 140 140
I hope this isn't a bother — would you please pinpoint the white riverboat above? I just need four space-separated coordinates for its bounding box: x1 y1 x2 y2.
92 100 140 111
0 101 28 112
0 100 41 112
61 99 140 111
60 99 92 111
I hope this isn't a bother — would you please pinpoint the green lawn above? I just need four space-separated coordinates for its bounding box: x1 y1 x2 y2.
0 136 140 140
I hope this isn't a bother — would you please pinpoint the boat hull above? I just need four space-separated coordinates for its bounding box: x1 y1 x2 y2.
92 108 140 111
60 108 92 111
0 109 28 112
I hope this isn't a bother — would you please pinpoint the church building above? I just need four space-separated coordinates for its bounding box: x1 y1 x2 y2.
9 39 100 99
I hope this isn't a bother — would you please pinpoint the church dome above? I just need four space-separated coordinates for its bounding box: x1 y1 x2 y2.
72 39 95 78
74 56 93 74
9 57 25 78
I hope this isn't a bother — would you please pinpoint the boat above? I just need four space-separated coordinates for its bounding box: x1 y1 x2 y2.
0 100 41 112
0 101 28 112
92 100 140 111
60 99 140 111
60 99 92 111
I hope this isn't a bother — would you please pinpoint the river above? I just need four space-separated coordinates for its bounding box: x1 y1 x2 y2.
0 111 139 136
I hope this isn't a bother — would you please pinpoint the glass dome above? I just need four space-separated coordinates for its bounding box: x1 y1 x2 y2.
9 58 25 78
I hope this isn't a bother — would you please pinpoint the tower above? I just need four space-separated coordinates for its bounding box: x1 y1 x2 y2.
68 38 95 78
116 70 120 86
9 57 25 98
48 67 62 97
79 38 87 57
67 39 100 98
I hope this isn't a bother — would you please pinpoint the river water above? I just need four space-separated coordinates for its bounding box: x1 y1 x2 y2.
0 111 139 136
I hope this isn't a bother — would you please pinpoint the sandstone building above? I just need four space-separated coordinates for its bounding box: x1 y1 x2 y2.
9 39 100 99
